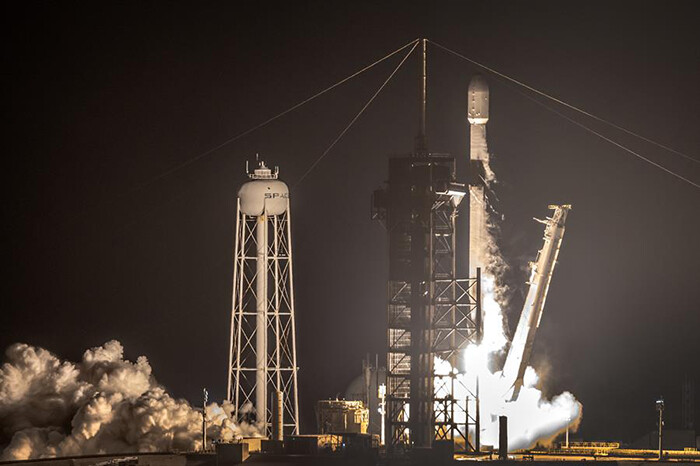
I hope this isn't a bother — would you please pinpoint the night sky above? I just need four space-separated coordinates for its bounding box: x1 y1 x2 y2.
3 1 699 444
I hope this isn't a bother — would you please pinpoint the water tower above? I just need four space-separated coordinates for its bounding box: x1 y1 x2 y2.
227 158 300 437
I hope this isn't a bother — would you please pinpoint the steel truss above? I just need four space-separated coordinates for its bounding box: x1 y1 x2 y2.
227 200 300 437
380 156 482 454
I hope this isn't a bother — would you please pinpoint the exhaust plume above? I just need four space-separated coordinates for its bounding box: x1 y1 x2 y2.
0 341 258 461
443 124 582 449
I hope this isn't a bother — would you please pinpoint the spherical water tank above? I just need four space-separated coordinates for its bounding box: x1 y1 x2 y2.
238 163 289 216
467 75 489 125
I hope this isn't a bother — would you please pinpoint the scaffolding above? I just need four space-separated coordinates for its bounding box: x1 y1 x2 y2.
373 154 481 454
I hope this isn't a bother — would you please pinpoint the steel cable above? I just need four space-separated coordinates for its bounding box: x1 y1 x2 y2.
128 38 421 194
430 38 700 193
54 38 421 233
293 39 420 187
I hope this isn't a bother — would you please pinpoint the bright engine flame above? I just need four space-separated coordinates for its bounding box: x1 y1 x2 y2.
435 273 581 451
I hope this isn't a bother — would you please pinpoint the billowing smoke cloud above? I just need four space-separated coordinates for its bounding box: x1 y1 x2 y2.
0 341 258 461
436 346 581 451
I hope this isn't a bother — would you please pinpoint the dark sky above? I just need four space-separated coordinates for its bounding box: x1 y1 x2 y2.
3 1 699 444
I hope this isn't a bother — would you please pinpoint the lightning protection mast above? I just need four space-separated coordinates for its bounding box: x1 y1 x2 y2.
373 39 482 454
227 158 300 437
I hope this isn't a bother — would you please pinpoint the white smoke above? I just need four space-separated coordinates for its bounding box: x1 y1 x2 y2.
435 260 582 451
0 341 258 461
436 348 581 451
435 138 582 450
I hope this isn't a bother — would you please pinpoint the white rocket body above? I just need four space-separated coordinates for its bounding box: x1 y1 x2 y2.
468 75 489 125
467 76 491 276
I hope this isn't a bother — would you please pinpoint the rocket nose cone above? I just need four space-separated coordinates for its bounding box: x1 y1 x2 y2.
467 75 490 124
468 75 489 95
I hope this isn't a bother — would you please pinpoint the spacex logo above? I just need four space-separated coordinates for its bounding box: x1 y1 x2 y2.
265 192 290 199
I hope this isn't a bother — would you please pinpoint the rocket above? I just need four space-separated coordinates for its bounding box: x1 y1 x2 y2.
468 75 489 126
466 77 572 405
467 75 491 277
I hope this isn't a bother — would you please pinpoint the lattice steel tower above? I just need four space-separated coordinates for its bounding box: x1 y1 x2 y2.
227 159 300 437
372 39 482 453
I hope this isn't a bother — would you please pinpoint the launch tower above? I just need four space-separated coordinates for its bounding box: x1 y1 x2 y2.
372 40 482 453
227 159 300 437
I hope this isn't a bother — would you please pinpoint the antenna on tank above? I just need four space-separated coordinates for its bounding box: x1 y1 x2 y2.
201 388 208 451
415 38 428 155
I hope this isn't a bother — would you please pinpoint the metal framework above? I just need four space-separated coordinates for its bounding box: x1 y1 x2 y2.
227 197 300 437
374 154 482 454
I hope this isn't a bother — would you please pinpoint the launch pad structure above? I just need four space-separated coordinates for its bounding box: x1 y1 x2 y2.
372 155 483 452
372 39 483 453
223 38 573 456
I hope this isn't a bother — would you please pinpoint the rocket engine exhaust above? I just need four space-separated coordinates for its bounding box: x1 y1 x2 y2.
434 76 583 451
